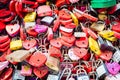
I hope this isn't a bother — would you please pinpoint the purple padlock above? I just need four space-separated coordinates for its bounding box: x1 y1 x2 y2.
34 24 48 33
106 62 120 75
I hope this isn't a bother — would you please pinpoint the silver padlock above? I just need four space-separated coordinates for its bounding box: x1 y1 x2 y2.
47 74 59 80
77 69 89 80
113 48 120 63
95 59 108 79
13 70 25 80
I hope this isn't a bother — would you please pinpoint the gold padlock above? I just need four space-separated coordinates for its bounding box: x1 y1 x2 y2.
24 12 36 22
98 14 107 21
99 30 117 41
89 37 101 55
45 54 60 72
10 37 22 50
90 21 105 32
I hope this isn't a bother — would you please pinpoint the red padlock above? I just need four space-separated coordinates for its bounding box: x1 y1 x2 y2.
60 38 74 47
49 46 62 58
0 45 9 52
0 38 10 48
26 28 38 37
28 52 47 67
65 23 76 29
87 28 98 40
20 27 27 41
0 68 13 80
0 21 6 31
60 19 73 26
56 0 66 7
33 66 48 78
112 22 120 32
60 30 73 37
0 35 10 44
61 35 75 44
59 9 71 20
23 38 37 50
53 17 60 32
50 38 62 49
114 31 120 39
75 37 88 48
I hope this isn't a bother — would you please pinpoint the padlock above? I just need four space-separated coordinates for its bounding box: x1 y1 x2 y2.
90 21 105 32
26 27 38 37
100 50 113 61
72 47 88 59
60 30 73 37
60 25 74 33
95 59 108 79
61 35 75 44
24 12 36 22
37 5 52 17
112 21 120 33
12 70 25 80
0 21 6 31
105 61 120 75
0 35 10 44
89 37 101 55
34 24 48 33
105 74 117 80
88 71 98 80
0 61 9 71
6 47 36 62
0 68 13 80
47 27 53 41
49 46 62 58
33 66 48 78
65 23 76 29
60 19 73 26
50 38 62 49
114 31 120 39
53 17 60 32
28 51 47 67
20 64 32 76
60 38 74 47
23 37 37 50
87 28 98 40
68 48 80 61
99 30 117 41
59 9 71 20
20 26 27 41
75 37 88 48
113 48 120 63
24 22 36 29
98 14 107 21
47 74 60 80
77 69 90 80
0 38 10 49
45 54 60 72
6 24 20 37
10 37 22 51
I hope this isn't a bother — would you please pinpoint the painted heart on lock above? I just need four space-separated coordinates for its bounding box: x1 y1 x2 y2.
23 39 37 50
100 50 113 61
34 24 48 33
6 24 20 37
106 62 120 75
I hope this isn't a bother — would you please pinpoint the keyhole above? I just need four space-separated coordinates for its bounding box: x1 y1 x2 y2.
82 42 85 44
37 59 40 62
11 28 13 31
28 44 30 46
112 68 114 71
56 42 59 45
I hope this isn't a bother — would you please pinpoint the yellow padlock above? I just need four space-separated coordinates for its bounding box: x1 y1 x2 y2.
10 37 22 51
98 14 107 21
24 12 36 22
99 30 117 41
89 37 101 55
69 11 79 26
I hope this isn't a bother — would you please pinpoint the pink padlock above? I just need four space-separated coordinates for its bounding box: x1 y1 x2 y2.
106 62 120 75
20 65 32 76
0 61 9 71
47 27 53 41
34 24 48 33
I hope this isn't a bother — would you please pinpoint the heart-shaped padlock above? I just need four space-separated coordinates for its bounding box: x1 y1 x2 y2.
23 38 37 50
65 23 76 29
59 9 71 20
73 47 88 59
33 66 48 78
0 61 9 71
49 46 62 58
50 38 62 49
106 62 120 75
6 24 20 37
0 38 10 49
61 35 75 44
0 45 9 52
60 38 74 47
24 12 36 22
60 30 73 37
114 31 120 39
75 37 88 48
26 28 38 37
28 52 47 67
20 65 32 76
112 22 120 32
100 50 113 61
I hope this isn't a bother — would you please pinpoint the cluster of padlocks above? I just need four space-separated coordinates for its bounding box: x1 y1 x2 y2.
0 0 120 80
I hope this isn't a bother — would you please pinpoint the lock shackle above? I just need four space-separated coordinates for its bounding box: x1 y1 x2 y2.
80 61 90 67
77 68 87 76
59 68 71 80
88 71 98 80
95 59 103 68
